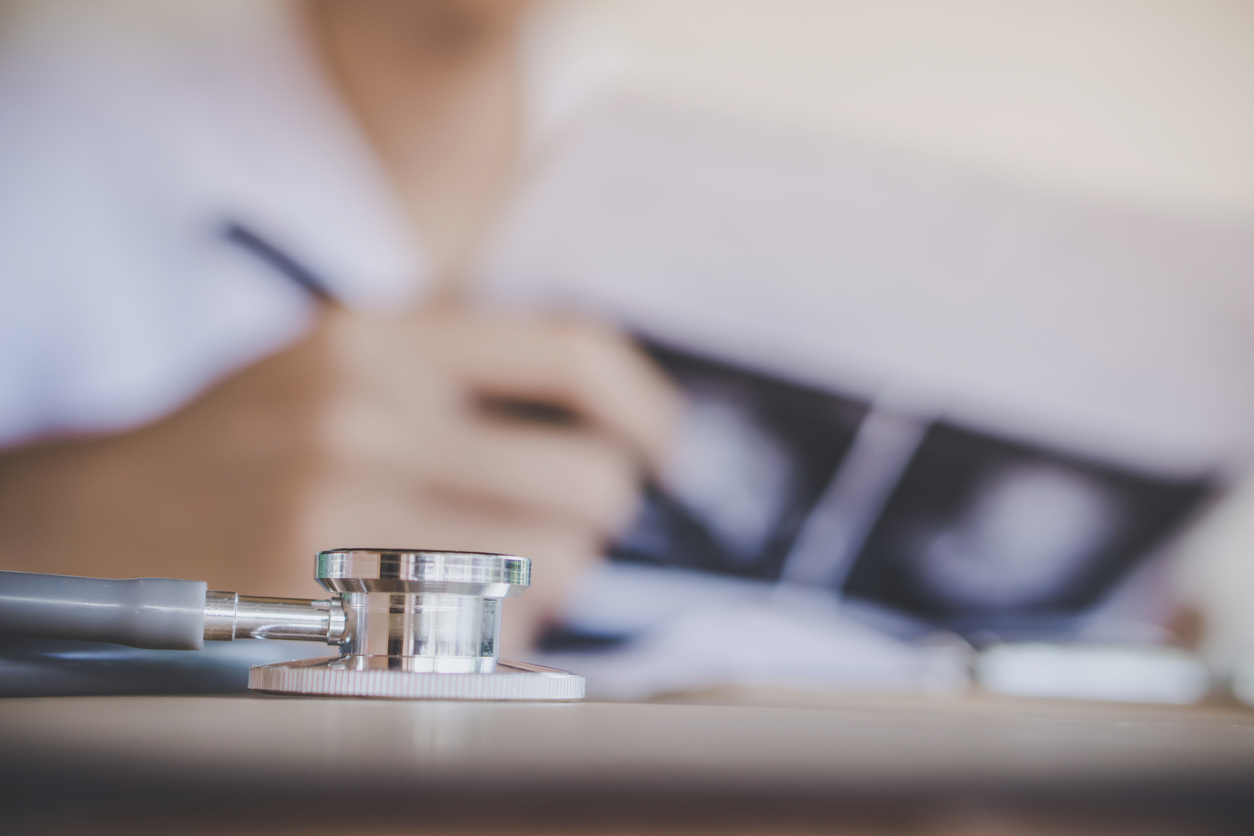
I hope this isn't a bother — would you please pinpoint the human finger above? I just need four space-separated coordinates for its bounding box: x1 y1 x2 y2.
421 312 683 474
317 394 640 537
424 416 642 537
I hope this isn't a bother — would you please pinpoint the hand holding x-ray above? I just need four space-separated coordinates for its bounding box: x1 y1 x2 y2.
304 307 681 647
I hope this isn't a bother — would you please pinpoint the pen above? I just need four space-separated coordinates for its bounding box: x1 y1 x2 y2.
223 221 337 304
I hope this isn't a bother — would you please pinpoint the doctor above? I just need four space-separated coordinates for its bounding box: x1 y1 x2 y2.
0 0 679 650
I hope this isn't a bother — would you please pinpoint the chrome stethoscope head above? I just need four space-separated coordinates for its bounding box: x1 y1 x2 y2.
247 549 582 700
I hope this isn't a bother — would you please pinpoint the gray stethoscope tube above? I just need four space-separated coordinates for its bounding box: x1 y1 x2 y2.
0 570 213 650
0 549 584 701
0 570 341 651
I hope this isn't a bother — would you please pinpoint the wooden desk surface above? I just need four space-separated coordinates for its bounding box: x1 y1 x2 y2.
2 691 1252 834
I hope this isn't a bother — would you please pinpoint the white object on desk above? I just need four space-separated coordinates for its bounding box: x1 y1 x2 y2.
977 642 1210 705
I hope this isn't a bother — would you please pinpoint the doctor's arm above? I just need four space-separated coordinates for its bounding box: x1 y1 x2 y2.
0 305 681 652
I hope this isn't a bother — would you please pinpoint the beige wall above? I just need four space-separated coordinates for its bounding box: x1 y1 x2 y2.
568 0 1254 220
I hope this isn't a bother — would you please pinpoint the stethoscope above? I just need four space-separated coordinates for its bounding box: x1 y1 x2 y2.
0 549 584 701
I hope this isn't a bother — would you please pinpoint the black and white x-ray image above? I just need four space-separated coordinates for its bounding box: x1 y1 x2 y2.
841 423 1213 634
611 342 1214 639
610 341 868 580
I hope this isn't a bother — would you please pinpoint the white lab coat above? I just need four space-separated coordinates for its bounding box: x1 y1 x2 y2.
0 1 424 448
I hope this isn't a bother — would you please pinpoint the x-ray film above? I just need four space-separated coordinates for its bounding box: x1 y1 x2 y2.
610 341 1213 638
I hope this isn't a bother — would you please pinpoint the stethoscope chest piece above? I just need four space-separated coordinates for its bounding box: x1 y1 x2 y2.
247 549 584 701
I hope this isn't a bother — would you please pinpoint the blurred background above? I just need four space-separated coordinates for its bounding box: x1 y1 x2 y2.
0 0 1252 706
